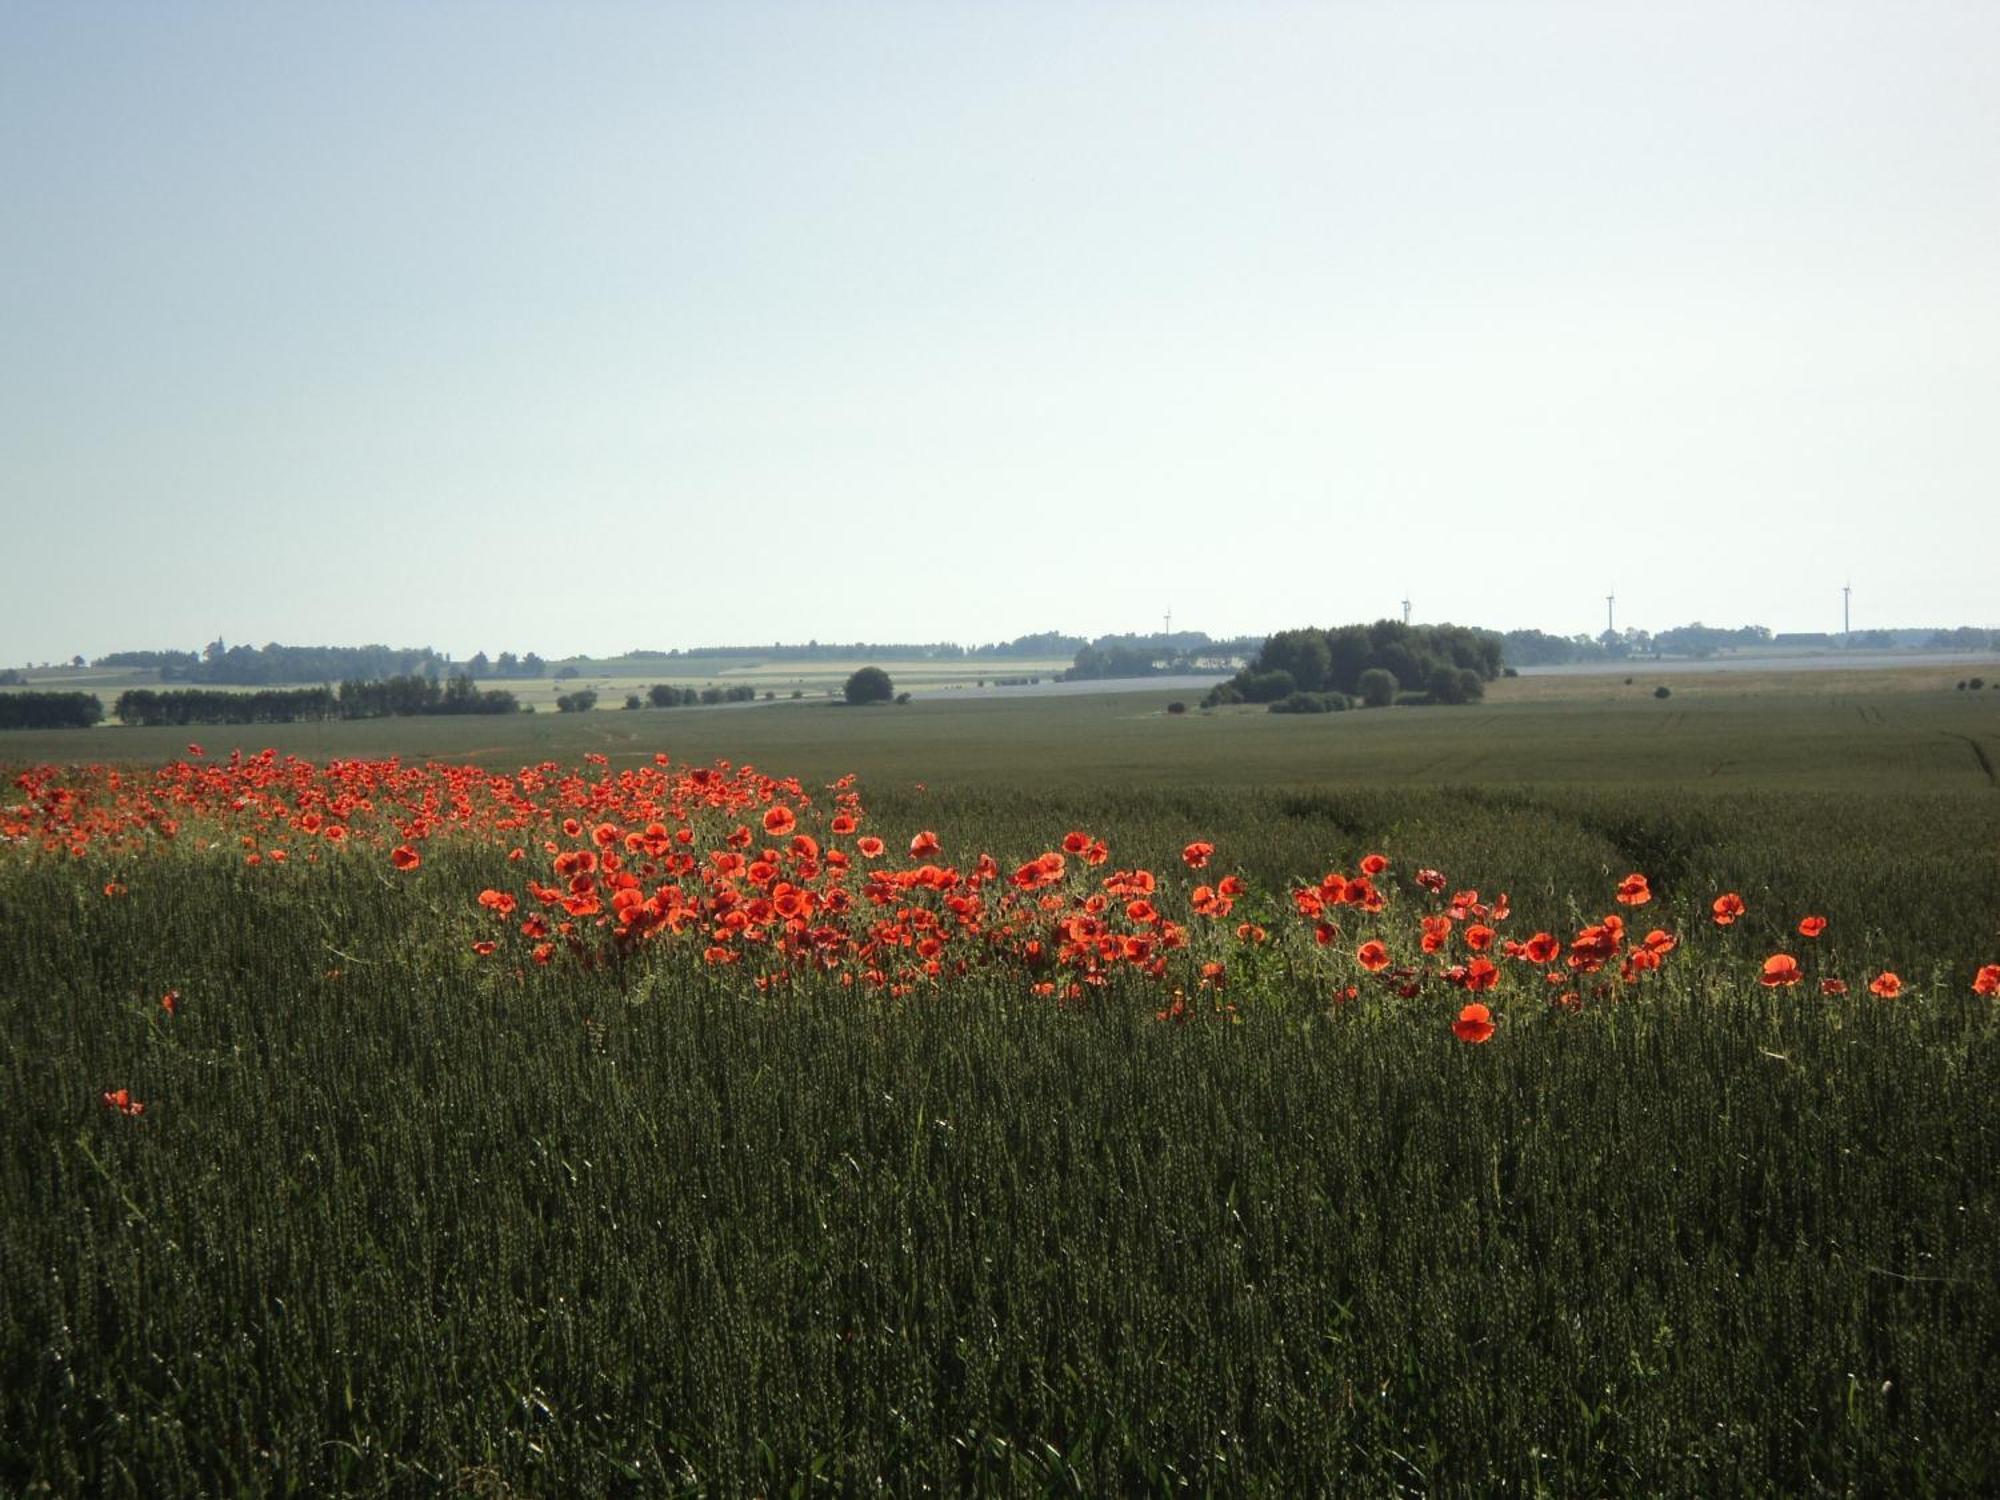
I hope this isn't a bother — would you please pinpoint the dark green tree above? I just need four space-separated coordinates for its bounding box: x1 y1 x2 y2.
844 666 895 705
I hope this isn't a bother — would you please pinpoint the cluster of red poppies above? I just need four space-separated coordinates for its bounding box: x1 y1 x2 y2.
12 752 1996 1060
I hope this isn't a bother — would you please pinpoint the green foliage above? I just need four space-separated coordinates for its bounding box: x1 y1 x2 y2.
1655 685 1673 699
1220 621 1502 709
845 666 895 705
1234 669 1295 704
1268 690 1349 714
1357 668 1398 708
554 688 599 713
0 691 103 730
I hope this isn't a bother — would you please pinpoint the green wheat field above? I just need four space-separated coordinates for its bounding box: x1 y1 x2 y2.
3 680 1997 1495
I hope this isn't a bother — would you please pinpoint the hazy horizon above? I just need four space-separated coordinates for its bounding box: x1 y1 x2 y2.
5 1 1996 664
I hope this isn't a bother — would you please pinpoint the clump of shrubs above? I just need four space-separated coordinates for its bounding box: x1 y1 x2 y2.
555 689 599 714
1654 685 1672 699
1268 691 1350 715
1165 701 1188 715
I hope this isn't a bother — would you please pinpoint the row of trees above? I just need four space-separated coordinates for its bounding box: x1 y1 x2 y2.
336 676 519 718
644 683 760 707
116 688 338 726
1206 621 1503 708
0 692 103 730
113 677 518 726
1062 632 1263 681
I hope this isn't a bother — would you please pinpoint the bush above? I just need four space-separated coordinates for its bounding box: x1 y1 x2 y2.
624 694 643 711
1200 682 1244 708
554 689 598 714
1426 665 1485 706
1269 691 1350 715
1165 701 1187 715
895 692 912 705
554 665 581 681
1357 669 1397 708
1972 677 1986 690
1238 670 1297 705
844 667 895 705
1502 666 1519 678
1654 685 1672 700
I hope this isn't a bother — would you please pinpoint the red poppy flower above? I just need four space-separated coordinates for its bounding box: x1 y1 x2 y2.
1976 964 2000 997
1359 853 1389 876
161 989 179 1016
1712 892 1746 926
1868 971 1902 999
830 814 857 836
1523 932 1561 965
762 806 797 837
1452 1003 1495 1043
1798 915 1827 938
1759 953 1801 987
101 1088 145 1116
1462 957 1499 992
1463 924 1495 953
1820 978 1848 996
1182 841 1214 870
1615 873 1651 906
391 844 421 870
856 836 885 859
1357 940 1390 973
1414 868 1447 893
908 830 940 858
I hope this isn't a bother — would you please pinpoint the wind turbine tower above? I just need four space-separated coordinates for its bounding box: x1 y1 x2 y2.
1163 608 1172 636
1606 591 1616 637
1401 593 1412 626
1842 582 1851 639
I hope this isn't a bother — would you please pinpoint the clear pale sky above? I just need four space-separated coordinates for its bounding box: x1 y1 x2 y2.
4 1 1995 663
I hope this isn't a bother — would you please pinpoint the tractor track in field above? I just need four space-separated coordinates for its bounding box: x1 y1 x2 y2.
1943 733 1998 787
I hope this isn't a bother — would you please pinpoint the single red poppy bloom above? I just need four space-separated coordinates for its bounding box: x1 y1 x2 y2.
1976 964 2000 997
1868 971 1902 999
1614 873 1651 906
1453 1003 1495 1043
856 836 885 859
1713 892 1746 926
161 989 180 1015
1359 853 1389 876
1357 940 1390 973
762 806 797 837
1797 915 1827 938
908 830 940 858
1182 841 1214 870
1523 931 1560 965
1820 978 1848 996
1759 953 1801 987
391 844 421 870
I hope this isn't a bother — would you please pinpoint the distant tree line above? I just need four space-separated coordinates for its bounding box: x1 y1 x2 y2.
460 651 549 679
1062 632 1262 682
114 676 517 726
644 684 759 707
0 692 104 730
336 676 519 718
115 688 339 726
1206 622 1503 708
